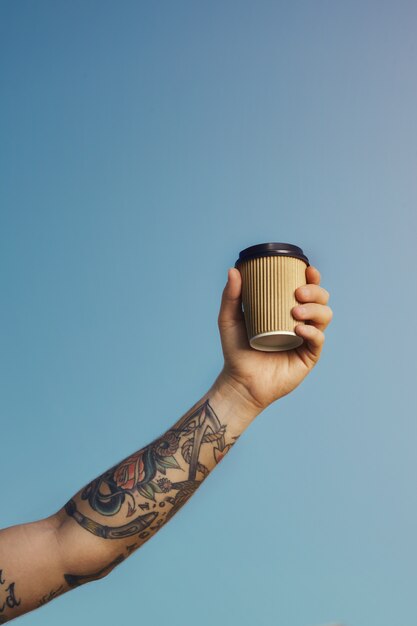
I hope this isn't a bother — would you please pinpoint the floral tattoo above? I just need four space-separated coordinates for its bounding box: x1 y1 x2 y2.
65 399 235 540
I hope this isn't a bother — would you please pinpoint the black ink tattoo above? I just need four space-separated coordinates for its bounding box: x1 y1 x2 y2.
65 399 234 541
0 569 21 621
64 555 125 588
64 499 157 539
37 585 64 607
126 543 138 555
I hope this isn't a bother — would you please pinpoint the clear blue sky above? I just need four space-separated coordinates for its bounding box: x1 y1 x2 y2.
1 2 416 625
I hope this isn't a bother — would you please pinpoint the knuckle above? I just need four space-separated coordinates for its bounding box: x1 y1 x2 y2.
309 324 325 343
315 327 325 344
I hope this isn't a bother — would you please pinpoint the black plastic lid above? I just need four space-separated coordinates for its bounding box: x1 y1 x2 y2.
235 242 309 267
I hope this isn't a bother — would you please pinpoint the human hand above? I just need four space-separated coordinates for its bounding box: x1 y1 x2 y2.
216 265 333 413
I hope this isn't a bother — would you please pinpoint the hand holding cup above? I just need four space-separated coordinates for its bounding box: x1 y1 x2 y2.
216 246 333 413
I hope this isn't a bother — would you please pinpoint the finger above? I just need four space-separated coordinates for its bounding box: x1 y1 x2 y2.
305 265 321 285
294 323 325 363
295 284 330 305
218 268 245 328
291 303 333 330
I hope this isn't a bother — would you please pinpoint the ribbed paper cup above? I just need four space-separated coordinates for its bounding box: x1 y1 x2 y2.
235 243 310 352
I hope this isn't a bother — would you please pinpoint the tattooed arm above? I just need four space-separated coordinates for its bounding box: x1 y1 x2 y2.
0 378 260 622
0 265 332 622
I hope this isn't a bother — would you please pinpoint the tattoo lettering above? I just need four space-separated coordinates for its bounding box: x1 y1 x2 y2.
64 555 125 588
37 585 64 607
65 399 233 540
126 543 138 555
0 570 21 621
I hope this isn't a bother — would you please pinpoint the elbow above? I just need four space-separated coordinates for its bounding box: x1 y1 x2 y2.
49 509 126 589
63 553 125 588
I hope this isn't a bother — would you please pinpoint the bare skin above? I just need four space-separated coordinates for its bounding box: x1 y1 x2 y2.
0 264 332 622
217 264 332 410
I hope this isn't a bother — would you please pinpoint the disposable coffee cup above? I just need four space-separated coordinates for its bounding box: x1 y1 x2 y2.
235 242 310 352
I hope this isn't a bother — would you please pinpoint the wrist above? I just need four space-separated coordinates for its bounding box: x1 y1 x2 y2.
210 370 264 427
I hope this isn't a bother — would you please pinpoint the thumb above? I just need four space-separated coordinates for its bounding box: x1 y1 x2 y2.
218 268 244 327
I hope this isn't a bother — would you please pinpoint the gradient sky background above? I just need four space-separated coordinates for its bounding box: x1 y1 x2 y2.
1 2 416 625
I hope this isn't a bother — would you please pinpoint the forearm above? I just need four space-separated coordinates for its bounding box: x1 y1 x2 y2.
56 373 261 572
0 374 260 622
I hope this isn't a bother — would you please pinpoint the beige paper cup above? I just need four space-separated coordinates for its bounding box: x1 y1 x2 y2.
235 242 310 352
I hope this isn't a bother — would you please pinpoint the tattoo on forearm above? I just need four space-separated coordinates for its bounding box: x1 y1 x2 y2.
0 569 21 622
64 555 125 588
35 555 126 610
37 585 64 607
65 399 236 541
64 499 157 539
